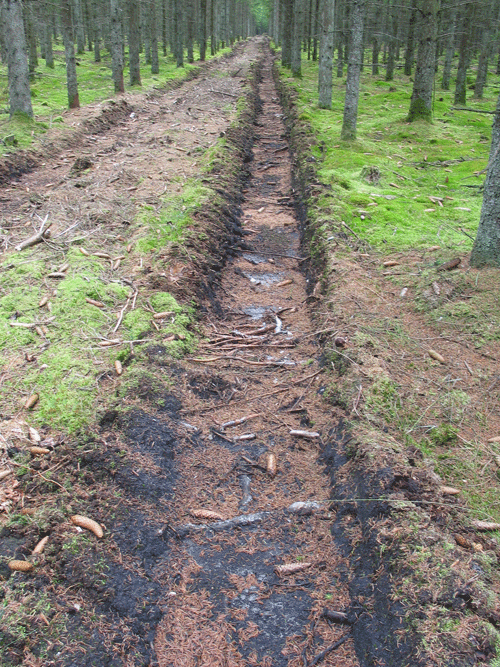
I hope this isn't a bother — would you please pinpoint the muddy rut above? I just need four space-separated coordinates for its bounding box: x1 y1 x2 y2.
0 41 415 667
149 61 358 667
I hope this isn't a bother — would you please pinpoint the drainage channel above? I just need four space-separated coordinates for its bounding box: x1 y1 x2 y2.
150 56 360 667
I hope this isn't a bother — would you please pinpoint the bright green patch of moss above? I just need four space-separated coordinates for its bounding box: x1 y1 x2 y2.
279 59 496 252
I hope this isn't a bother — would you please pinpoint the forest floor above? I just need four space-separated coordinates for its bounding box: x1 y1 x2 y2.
1 37 500 667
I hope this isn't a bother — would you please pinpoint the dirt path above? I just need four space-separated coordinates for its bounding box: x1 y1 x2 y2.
1 42 415 667
149 59 359 667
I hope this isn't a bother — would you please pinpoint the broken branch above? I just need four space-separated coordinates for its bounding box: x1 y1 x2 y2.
16 217 52 252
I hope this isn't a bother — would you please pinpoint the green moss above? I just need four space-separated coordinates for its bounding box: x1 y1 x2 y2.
122 309 153 340
279 59 494 252
407 98 432 122
428 423 458 446
135 182 211 253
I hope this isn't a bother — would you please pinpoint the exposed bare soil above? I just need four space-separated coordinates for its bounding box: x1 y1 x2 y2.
1 38 499 667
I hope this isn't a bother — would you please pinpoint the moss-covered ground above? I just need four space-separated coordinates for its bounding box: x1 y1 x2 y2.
281 58 495 251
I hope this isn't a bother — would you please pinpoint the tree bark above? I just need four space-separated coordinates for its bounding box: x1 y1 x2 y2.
441 4 456 90
470 91 500 267
371 3 383 75
474 3 494 99
291 0 303 76
43 1 54 68
407 0 438 122
173 0 184 66
341 0 365 140
128 0 142 84
74 0 86 54
2 0 33 117
281 0 292 67
199 0 207 60
312 0 320 60
454 3 473 106
92 0 101 62
385 12 397 81
25 2 38 80
110 0 124 92
61 0 80 109
404 0 418 75
318 0 335 108
186 0 194 62
150 0 159 72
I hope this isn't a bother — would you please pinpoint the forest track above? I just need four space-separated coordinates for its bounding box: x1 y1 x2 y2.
0 40 426 667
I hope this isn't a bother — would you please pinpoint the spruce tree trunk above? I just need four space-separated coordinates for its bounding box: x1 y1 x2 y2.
281 0 292 67
454 3 472 106
372 36 379 74
385 8 397 82
93 0 101 62
174 0 184 66
128 0 142 83
312 0 320 60
2 0 33 117
470 90 500 267
162 0 168 56
61 0 80 108
84 0 93 51
341 0 365 140
404 0 418 75
407 0 438 122
306 0 312 59
474 8 493 99
25 3 38 80
199 0 207 60
385 29 395 80
151 0 159 72
144 0 152 64
336 42 343 76
371 4 382 75
475 53 489 99
291 0 303 76
186 0 194 62
441 5 456 90
110 0 125 92
43 0 54 68
318 0 335 107
74 0 86 54
210 0 216 55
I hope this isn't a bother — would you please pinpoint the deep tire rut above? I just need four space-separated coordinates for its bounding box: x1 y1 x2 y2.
150 58 359 667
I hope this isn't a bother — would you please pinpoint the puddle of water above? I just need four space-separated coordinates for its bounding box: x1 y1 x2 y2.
242 253 268 265
243 271 283 286
243 306 276 319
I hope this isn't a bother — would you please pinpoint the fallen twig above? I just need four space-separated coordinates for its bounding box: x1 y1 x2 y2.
220 413 260 430
290 430 320 439
113 296 132 334
180 370 322 414
307 632 352 666
176 510 272 536
15 215 52 252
